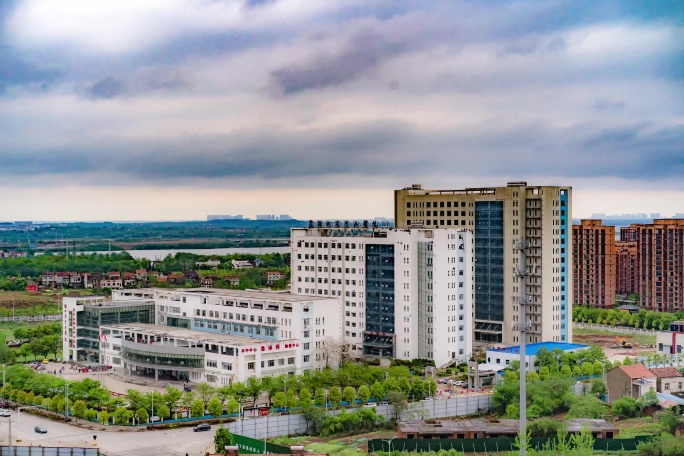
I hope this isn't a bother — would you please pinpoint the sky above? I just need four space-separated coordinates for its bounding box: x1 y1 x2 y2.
1 0 683 221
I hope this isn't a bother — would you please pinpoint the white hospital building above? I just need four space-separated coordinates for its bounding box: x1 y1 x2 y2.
290 227 474 368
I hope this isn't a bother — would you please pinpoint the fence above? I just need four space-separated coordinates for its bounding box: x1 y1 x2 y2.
232 434 291 454
367 436 655 453
226 394 493 439
0 448 99 456
0 315 60 323
572 322 659 336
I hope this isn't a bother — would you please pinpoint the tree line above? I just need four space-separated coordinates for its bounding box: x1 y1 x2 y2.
573 305 681 331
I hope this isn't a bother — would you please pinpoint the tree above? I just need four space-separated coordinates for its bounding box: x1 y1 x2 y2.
386 390 408 422
195 383 215 407
342 386 356 405
113 407 131 425
314 388 326 407
226 397 240 415
98 410 109 425
71 400 87 419
370 382 384 402
19 343 32 361
566 395 608 419
328 387 342 408
136 408 149 424
560 365 571 378
163 386 182 410
214 427 233 453
245 377 263 406
208 397 223 417
659 407 683 434
640 388 659 407
303 406 327 436
612 396 640 418
191 399 205 418
84 408 97 422
298 388 313 408
357 385 371 403
273 391 287 409
181 392 195 409
157 404 170 422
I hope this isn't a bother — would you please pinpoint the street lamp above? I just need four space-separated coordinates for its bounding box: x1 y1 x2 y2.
164 431 177 456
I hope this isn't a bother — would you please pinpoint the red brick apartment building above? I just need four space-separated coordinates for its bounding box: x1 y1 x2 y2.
616 241 638 296
632 219 684 311
573 220 616 308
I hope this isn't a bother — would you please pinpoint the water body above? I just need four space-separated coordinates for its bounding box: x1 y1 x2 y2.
88 246 291 261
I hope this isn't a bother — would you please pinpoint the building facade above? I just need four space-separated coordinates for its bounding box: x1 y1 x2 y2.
290 227 473 367
394 182 572 345
616 241 638 296
64 288 343 383
62 296 156 362
572 220 616 308
606 364 656 404
631 220 684 311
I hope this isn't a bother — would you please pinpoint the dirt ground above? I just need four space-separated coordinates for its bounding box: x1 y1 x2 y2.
573 331 657 362
0 290 58 309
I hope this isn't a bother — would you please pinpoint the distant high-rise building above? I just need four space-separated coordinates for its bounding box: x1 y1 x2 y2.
207 215 244 221
572 220 616 308
650 213 661 220
394 182 572 345
621 226 638 242
632 219 684 311
279 214 292 221
256 214 276 221
616 241 638 296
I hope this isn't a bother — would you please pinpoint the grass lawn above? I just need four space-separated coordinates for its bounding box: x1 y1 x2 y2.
271 429 397 456
0 321 31 340
573 326 656 347
615 416 663 439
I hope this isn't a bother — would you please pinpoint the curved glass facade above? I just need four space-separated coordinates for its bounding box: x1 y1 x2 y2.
122 347 204 369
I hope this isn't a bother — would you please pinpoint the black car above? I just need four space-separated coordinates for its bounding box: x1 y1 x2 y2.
193 424 211 432
34 426 48 434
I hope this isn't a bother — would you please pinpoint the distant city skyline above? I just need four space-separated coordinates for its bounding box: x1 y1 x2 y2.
1 1 681 221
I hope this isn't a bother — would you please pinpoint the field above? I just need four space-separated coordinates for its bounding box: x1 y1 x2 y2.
0 290 58 309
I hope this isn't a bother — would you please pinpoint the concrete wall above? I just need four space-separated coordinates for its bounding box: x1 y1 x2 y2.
227 394 493 438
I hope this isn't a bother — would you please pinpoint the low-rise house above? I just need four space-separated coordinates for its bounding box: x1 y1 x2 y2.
41 272 55 287
168 272 185 284
606 364 657 404
100 273 123 289
650 367 684 394
223 275 240 286
122 272 137 287
200 276 217 288
264 271 286 285
55 272 73 286
184 271 200 284
69 273 82 288
231 260 253 269
135 269 148 281
196 259 221 269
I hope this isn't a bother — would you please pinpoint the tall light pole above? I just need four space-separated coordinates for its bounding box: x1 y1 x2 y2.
513 237 530 456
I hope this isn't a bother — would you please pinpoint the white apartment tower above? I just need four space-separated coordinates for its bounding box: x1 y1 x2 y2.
291 227 473 367
395 182 572 346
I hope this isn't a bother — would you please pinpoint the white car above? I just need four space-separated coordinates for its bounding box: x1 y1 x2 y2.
0 410 10 417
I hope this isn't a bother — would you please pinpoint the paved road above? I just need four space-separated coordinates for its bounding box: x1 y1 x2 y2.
0 412 215 456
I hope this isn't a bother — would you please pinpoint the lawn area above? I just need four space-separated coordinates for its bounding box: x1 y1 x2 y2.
573 326 656 347
615 416 663 439
271 429 397 456
0 321 31 340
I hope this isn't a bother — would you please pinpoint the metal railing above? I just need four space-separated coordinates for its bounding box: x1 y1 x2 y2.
572 321 660 336
0 315 60 323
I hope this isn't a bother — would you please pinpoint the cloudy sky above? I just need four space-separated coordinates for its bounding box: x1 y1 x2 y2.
1 0 682 221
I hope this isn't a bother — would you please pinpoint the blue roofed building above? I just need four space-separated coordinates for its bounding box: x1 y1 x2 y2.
486 341 589 372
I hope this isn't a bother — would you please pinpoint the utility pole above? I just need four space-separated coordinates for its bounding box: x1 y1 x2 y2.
513 237 530 455
9 414 12 456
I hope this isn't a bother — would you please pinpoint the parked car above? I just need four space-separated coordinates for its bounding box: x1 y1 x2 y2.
193 424 211 432
0 401 9 409
362 403 377 408
0 410 10 417
452 381 466 387
34 426 47 434
378 401 389 406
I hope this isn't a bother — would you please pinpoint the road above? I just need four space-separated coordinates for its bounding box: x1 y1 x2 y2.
0 412 216 456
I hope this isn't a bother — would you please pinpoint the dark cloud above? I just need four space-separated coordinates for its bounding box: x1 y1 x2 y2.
87 77 125 99
270 29 406 95
0 46 61 92
1 119 682 186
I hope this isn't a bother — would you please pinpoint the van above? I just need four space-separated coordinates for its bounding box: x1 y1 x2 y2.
363 403 377 408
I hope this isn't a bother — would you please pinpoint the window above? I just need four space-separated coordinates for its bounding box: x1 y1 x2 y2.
207 360 217 368
221 362 232 371
248 362 255 370
303 343 310 350
268 360 275 367
303 355 310 363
